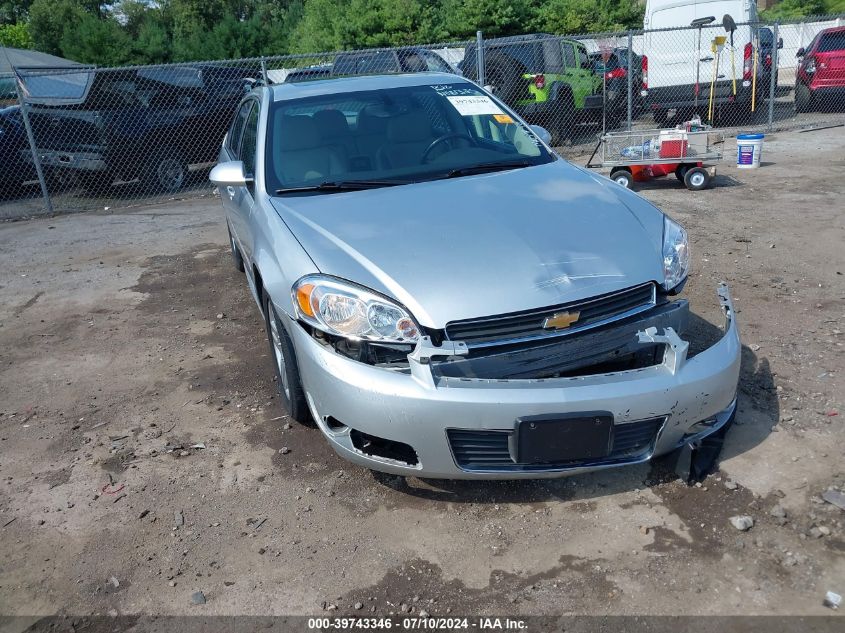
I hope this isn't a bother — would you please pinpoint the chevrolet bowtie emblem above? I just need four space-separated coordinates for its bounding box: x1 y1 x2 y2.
543 311 581 330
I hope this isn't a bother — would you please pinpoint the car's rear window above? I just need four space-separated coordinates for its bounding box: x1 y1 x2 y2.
818 31 845 53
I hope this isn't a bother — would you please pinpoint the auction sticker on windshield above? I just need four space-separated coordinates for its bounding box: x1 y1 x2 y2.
447 95 504 116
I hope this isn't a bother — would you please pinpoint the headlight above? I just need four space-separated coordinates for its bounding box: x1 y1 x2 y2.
662 216 690 291
292 275 420 343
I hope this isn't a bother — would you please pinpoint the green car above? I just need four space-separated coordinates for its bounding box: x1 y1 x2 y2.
460 34 606 145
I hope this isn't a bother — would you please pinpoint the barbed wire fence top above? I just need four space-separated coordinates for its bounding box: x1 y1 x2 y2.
1 14 843 218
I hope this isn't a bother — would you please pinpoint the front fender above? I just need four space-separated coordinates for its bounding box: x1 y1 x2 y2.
249 194 319 318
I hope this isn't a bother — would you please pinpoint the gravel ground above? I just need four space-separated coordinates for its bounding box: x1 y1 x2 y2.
0 127 843 622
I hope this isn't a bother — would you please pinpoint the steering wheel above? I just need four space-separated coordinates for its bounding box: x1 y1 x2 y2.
421 133 475 163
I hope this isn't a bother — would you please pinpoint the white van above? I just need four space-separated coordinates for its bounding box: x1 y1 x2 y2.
642 0 764 125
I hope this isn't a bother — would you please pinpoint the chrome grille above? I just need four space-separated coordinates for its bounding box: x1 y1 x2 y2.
447 417 665 472
444 283 656 347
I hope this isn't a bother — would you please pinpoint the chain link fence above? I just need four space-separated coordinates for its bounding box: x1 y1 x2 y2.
1 15 843 217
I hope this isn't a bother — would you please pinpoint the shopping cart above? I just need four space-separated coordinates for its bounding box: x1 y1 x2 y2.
586 127 723 191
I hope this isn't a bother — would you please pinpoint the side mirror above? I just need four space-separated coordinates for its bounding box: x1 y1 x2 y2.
210 160 252 187
530 125 552 145
777 37 784 49
796 47 805 58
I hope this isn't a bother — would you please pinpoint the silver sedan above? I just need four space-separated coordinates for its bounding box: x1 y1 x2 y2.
210 72 740 479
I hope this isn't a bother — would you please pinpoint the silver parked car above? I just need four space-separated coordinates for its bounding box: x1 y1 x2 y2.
210 73 741 479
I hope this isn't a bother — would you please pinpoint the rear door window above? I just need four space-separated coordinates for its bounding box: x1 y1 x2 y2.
227 101 253 157
421 50 454 73
562 41 576 69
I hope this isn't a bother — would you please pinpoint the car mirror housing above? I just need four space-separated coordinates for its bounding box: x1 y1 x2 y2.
529 125 552 146
210 160 252 187
796 47 805 58
777 37 784 49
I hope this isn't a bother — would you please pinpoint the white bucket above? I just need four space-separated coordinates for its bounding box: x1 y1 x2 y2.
736 133 764 169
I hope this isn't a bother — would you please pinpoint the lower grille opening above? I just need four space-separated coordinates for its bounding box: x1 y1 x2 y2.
350 429 419 466
448 417 664 472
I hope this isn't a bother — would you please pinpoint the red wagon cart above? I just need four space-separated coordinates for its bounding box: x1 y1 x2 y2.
587 126 722 191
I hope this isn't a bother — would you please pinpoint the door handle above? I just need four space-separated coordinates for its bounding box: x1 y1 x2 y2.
226 186 236 199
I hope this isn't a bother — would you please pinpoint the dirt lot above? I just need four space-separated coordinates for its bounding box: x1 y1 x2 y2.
0 127 843 624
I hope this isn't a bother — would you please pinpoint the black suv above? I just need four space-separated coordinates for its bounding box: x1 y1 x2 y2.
331 47 455 76
1 105 36 196
24 65 253 194
460 34 607 145
588 48 644 119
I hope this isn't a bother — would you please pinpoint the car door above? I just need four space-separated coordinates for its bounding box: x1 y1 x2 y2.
560 40 595 108
234 100 260 266
221 100 253 256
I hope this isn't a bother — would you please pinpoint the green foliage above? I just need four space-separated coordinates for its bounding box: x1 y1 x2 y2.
6 0 843 66
0 19 31 46
762 0 826 20
27 0 84 55
535 0 644 35
1 0 33 25
60 11 131 64
440 0 536 38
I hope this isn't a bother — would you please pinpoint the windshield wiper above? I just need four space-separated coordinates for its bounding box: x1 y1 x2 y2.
444 161 532 179
275 180 407 194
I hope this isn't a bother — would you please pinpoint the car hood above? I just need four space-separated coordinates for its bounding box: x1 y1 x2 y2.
270 161 666 329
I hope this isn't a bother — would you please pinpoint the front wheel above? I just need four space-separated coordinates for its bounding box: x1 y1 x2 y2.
141 148 187 194
610 167 634 189
684 166 711 191
264 295 311 424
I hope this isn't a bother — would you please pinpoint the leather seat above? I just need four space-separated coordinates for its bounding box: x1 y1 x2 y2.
313 109 355 158
273 115 346 184
354 108 390 168
377 110 434 169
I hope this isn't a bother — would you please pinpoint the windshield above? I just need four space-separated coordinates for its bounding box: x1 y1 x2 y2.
265 83 553 193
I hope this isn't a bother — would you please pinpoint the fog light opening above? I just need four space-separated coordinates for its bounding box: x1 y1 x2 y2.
684 416 719 439
349 429 419 466
324 415 347 432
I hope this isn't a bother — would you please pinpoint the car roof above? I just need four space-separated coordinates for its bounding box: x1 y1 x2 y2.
269 72 468 102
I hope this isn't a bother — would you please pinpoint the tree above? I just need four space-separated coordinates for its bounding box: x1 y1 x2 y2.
60 12 131 64
130 17 171 64
27 0 85 55
440 0 536 38
289 0 345 52
535 0 643 35
0 20 32 46
0 0 33 25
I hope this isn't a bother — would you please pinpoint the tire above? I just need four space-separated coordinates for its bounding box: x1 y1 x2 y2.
610 167 634 189
228 224 245 272
674 164 690 182
264 293 310 424
141 148 187 194
794 82 812 114
684 166 711 191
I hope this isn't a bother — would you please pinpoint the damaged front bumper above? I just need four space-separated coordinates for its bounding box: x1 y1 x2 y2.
288 283 741 479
